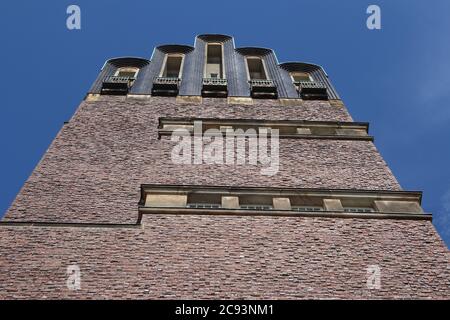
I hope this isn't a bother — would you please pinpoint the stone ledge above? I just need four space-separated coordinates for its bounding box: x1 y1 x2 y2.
279 98 303 107
228 97 253 105
139 185 425 216
0 209 433 233
138 207 432 221
158 117 372 140
84 93 101 101
126 94 152 100
0 221 140 229
329 99 345 108
176 96 202 104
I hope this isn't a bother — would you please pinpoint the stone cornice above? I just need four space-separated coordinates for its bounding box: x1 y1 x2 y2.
139 185 426 221
158 117 373 141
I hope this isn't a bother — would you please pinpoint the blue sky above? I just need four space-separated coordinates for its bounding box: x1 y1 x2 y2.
1 0 449 247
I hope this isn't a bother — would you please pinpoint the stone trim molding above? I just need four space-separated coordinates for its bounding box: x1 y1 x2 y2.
84 93 347 109
158 117 372 141
0 221 141 229
176 96 202 104
138 207 431 221
279 98 303 106
139 184 427 220
227 97 253 105
329 99 346 108
0 186 430 230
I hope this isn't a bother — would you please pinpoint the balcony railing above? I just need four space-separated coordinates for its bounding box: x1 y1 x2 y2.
101 76 135 95
296 81 326 90
152 77 181 96
249 79 275 87
202 78 228 97
202 78 228 86
153 77 181 85
248 79 277 98
104 76 135 84
296 80 328 100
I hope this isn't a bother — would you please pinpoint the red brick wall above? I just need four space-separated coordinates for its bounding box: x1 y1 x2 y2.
2 96 447 299
4 97 400 224
0 215 448 299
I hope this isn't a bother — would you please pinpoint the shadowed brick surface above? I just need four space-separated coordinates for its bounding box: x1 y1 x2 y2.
4 97 400 224
0 215 448 299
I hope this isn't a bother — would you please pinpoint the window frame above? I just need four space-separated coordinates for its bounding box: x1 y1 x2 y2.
290 71 312 83
245 56 269 81
114 67 139 78
203 42 226 79
159 53 185 79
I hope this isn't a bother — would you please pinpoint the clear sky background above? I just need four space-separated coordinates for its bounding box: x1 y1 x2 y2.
1 0 449 247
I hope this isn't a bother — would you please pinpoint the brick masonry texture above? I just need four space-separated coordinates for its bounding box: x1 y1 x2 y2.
0 215 448 299
1 96 448 299
4 97 400 224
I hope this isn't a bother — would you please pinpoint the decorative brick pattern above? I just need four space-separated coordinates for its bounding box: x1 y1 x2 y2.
0 215 448 299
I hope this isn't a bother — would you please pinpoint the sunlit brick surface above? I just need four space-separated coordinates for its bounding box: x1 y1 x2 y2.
1 96 448 299
0 215 448 299
4 97 399 224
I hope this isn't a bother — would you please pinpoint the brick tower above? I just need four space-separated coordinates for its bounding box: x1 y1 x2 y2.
0 34 448 299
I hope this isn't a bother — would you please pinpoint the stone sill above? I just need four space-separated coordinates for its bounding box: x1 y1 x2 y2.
138 206 432 221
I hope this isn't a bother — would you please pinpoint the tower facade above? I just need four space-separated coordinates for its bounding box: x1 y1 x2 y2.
0 34 448 299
